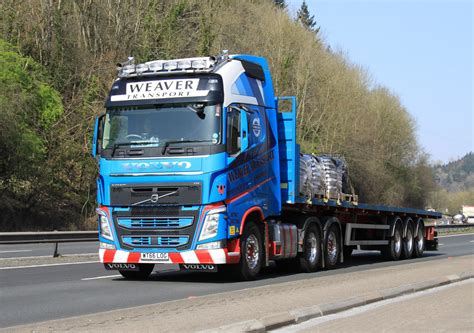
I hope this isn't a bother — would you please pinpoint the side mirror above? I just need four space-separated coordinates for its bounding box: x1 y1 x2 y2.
92 114 104 158
240 109 249 151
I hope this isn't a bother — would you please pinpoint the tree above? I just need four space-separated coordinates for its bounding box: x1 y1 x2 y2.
296 1 320 34
0 39 64 230
273 0 287 9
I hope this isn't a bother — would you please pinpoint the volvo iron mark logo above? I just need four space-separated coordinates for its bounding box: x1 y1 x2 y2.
122 161 192 171
132 190 178 206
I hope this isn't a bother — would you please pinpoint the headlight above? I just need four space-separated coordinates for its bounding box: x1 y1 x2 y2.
199 207 226 241
97 209 114 241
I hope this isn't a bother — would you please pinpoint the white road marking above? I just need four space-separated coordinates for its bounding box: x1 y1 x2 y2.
81 274 122 281
470 240 474 243
438 243 444 246
274 279 473 332
437 233 474 238
0 250 32 254
0 261 99 270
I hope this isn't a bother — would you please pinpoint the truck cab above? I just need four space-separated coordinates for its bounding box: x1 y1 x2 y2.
93 53 286 279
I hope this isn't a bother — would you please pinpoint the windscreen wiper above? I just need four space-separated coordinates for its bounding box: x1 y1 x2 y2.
111 141 159 156
161 140 213 155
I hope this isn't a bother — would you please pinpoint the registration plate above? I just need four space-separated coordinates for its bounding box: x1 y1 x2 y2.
140 252 169 261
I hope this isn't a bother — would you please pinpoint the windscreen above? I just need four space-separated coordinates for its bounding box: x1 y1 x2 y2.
102 104 221 151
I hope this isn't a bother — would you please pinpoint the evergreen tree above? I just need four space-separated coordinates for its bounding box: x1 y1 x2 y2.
273 0 287 9
296 0 320 34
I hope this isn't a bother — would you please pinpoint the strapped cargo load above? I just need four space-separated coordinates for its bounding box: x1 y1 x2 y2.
299 154 350 200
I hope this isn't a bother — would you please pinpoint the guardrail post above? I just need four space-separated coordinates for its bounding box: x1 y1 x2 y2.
53 242 60 257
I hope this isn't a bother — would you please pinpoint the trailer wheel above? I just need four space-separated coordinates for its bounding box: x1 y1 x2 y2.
119 264 154 280
401 224 414 259
382 224 402 261
236 222 263 280
324 224 340 269
413 224 425 258
298 224 322 272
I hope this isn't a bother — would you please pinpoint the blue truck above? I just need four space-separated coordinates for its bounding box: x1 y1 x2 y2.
92 52 440 280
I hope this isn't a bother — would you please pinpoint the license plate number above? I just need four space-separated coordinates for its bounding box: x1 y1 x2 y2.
140 252 169 261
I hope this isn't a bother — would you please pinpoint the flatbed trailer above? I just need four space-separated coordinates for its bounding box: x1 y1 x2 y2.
92 52 441 280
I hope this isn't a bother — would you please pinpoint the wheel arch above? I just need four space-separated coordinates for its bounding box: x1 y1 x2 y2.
239 206 265 232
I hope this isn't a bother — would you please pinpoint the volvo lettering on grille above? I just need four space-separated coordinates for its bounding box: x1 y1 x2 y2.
122 161 192 171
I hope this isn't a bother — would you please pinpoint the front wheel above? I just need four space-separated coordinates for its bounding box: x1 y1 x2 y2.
119 264 154 280
235 222 263 280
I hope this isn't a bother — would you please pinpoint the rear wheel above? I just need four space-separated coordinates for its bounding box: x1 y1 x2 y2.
413 224 425 258
324 224 340 269
298 224 322 272
234 222 263 280
119 264 154 280
402 224 415 259
382 224 402 261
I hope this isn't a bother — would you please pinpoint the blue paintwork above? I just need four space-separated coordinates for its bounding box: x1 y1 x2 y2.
92 117 99 157
276 96 298 204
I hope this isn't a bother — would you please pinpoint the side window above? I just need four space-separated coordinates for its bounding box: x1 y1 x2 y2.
226 107 241 155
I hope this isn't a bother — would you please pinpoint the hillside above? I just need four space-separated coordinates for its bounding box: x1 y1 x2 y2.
0 0 436 230
433 152 474 192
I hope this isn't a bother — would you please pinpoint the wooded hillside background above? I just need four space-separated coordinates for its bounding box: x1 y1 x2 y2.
1 0 439 231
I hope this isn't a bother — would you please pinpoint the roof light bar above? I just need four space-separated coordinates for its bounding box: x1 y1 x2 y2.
117 56 216 78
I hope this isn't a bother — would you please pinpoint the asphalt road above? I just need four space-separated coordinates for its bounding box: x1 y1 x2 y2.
0 233 472 329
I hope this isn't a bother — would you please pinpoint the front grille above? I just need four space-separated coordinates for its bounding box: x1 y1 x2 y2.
113 206 200 251
122 235 189 248
118 217 194 229
157 236 189 247
122 236 152 247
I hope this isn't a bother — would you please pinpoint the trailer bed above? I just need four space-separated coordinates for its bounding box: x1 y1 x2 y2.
285 197 442 219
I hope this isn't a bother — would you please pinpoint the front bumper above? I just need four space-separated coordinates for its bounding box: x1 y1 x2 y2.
99 248 240 265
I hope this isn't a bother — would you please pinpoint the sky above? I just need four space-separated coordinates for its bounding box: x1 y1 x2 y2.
290 0 473 163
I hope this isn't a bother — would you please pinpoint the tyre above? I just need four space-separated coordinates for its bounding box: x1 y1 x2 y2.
413 223 425 258
401 223 414 259
382 223 402 261
235 222 263 280
119 264 154 280
298 224 322 272
324 223 340 269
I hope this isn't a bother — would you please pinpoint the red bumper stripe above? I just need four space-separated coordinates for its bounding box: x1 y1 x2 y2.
103 250 116 263
169 252 184 263
195 250 213 263
127 252 141 263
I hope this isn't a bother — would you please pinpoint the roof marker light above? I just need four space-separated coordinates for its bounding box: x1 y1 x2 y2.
148 61 163 72
178 60 192 69
163 61 178 71
135 63 149 75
